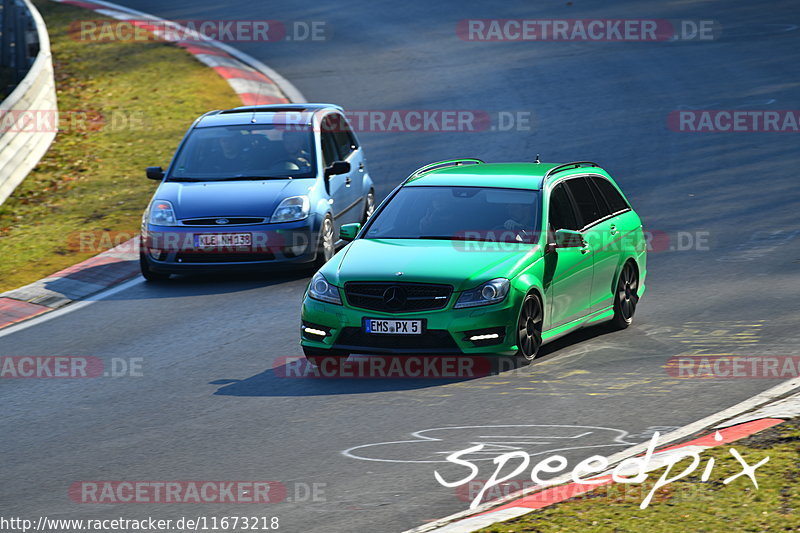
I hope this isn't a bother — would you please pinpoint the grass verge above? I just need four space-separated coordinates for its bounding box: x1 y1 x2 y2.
476 418 800 533
0 0 242 292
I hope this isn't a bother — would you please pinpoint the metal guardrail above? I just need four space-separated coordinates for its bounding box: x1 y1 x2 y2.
0 0 56 205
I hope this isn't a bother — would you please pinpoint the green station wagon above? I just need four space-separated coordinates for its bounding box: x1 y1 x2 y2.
300 159 646 362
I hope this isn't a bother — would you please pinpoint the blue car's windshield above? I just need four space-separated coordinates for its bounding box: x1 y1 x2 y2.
364 186 541 243
168 124 317 180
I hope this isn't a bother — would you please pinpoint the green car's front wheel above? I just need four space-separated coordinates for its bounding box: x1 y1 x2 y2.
516 293 543 363
610 261 639 330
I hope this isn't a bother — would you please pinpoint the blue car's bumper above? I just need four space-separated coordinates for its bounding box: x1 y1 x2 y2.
141 217 320 273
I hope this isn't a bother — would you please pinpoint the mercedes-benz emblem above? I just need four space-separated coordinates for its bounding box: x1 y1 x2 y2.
395 271 403 276
215 218 229 225
382 286 407 310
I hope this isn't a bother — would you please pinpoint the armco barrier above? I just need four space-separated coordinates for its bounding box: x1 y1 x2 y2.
0 0 56 205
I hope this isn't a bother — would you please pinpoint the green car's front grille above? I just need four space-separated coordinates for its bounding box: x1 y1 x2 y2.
343 282 452 312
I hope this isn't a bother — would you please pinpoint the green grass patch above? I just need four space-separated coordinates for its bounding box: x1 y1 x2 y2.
475 419 800 533
0 0 241 292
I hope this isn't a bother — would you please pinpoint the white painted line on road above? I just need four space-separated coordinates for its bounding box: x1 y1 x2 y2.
0 277 144 339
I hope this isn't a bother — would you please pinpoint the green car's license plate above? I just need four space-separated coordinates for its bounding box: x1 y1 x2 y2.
365 319 423 335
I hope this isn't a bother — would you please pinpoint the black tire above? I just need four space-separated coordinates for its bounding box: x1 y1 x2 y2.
515 293 544 364
302 345 349 367
313 215 335 269
362 190 375 223
609 261 639 330
140 252 170 282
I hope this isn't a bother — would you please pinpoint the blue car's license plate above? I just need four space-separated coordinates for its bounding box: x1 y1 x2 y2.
194 233 252 248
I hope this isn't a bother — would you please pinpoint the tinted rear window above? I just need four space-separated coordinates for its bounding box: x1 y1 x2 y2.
592 177 629 213
565 177 605 227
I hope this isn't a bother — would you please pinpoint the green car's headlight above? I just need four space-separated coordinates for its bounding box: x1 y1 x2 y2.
455 278 510 308
308 272 342 305
272 195 310 223
148 199 178 226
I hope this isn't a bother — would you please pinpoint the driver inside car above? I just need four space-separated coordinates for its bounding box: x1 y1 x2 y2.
281 130 313 171
503 202 533 231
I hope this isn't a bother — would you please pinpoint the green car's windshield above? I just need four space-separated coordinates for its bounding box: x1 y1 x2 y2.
364 186 541 243
168 124 317 180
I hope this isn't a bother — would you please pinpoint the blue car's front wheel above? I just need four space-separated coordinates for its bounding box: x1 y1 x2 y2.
139 252 170 282
314 215 335 268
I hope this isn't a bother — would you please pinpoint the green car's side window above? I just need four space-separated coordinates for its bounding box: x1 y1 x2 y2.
549 183 580 231
565 177 606 228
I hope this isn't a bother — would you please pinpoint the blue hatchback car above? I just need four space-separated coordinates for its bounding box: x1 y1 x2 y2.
139 104 375 280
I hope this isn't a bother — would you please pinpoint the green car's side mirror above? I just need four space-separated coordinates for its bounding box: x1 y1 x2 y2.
339 223 361 242
555 229 584 248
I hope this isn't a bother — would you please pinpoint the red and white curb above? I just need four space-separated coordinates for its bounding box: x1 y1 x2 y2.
0 0 304 330
406 380 800 533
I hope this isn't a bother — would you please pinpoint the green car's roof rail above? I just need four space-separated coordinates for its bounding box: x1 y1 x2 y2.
405 158 484 183
542 161 600 183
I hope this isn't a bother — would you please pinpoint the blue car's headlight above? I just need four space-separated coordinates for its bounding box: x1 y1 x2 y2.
455 278 510 308
272 195 310 223
148 200 178 226
307 272 342 305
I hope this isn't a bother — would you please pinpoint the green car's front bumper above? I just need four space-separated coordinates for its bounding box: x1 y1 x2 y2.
300 291 522 356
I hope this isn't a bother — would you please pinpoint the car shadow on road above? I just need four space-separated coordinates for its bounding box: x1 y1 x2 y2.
211 355 488 397
212 324 618 397
535 322 619 361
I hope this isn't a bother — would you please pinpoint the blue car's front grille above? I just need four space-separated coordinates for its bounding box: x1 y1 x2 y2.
181 217 266 226
343 282 452 313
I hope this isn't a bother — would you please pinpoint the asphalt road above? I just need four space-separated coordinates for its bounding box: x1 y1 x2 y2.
2 1 800 531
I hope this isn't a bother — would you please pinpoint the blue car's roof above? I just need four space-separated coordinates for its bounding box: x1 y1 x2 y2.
195 103 342 128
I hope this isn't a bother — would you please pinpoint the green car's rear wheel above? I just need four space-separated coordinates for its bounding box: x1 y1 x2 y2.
610 261 639 330
516 293 543 363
